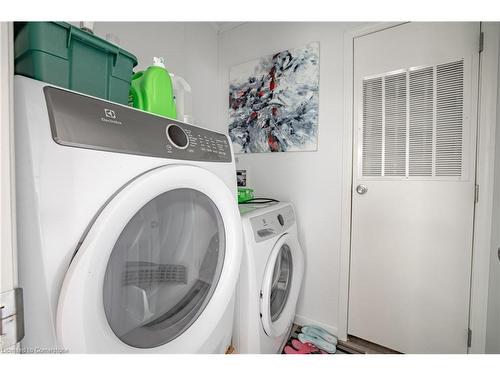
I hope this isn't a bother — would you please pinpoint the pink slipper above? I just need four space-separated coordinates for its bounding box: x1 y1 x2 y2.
292 339 320 352
284 345 305 354
284 340 319 354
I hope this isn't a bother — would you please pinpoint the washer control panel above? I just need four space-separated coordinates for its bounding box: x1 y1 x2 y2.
249 205 295 243
44 86 232 163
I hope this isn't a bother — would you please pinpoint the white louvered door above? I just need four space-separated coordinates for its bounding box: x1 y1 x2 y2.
349 23 480 353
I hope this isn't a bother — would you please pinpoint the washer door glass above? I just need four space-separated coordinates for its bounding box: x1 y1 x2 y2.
103 188 225 348
269 244 293 322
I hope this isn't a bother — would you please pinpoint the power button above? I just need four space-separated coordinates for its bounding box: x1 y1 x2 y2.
277 214 284 226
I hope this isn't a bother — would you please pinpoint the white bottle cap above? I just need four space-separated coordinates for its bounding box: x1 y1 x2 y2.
153 57 166 68
79 21 94 34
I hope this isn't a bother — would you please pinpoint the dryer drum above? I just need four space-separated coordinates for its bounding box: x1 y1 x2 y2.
270 244 293 322
102 188 226 349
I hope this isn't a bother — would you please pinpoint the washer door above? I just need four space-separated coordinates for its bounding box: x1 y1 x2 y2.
260 233 304 338
56 165 242 353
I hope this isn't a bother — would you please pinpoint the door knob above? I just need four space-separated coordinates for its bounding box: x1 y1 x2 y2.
356 184 368 195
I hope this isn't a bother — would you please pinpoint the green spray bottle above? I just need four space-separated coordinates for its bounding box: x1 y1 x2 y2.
129 57 177 119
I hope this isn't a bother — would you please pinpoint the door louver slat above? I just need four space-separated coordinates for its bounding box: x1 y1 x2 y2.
384 73 407 176
362 78 383 177
409 67 434 177
436 60 464 177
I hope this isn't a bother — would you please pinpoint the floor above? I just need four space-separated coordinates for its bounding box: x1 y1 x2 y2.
337 335 400 354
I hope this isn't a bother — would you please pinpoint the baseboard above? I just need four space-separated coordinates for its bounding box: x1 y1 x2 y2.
293 314 338 337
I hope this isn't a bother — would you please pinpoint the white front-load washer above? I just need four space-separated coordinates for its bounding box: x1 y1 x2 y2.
14 76 242 353
234 202 304 353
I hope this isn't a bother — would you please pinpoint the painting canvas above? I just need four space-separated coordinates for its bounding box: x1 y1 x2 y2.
228 42 320 153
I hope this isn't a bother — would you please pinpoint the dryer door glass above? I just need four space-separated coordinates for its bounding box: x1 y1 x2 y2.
102 188 225 348
270 244 293 322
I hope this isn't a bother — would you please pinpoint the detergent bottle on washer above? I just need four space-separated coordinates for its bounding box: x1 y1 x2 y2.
129 57 177 119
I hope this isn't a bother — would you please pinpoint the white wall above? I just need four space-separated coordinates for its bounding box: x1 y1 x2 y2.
486 30 500 353
92 22 219 130
217 22 366 334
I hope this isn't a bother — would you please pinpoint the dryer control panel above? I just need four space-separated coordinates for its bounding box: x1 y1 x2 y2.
249 205 295 243
44 86 232 163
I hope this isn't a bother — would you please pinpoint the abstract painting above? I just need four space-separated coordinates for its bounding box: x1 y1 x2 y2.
228 42 319 153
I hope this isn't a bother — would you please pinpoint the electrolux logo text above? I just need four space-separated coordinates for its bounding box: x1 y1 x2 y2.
101 108 122 125
104 108 116 118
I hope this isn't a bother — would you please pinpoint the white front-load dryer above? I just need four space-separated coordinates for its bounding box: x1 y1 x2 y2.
234 202 304 353
14 76 242 353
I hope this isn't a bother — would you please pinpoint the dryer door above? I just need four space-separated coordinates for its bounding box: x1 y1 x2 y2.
56 165 242 353
260 233 304 338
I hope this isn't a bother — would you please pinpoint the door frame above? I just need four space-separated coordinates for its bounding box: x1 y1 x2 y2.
339 21 500 353
0 22 16 294
0 22 19 351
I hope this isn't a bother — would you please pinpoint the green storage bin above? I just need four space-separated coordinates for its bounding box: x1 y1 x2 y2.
14 22 138 105
238 188 254 203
